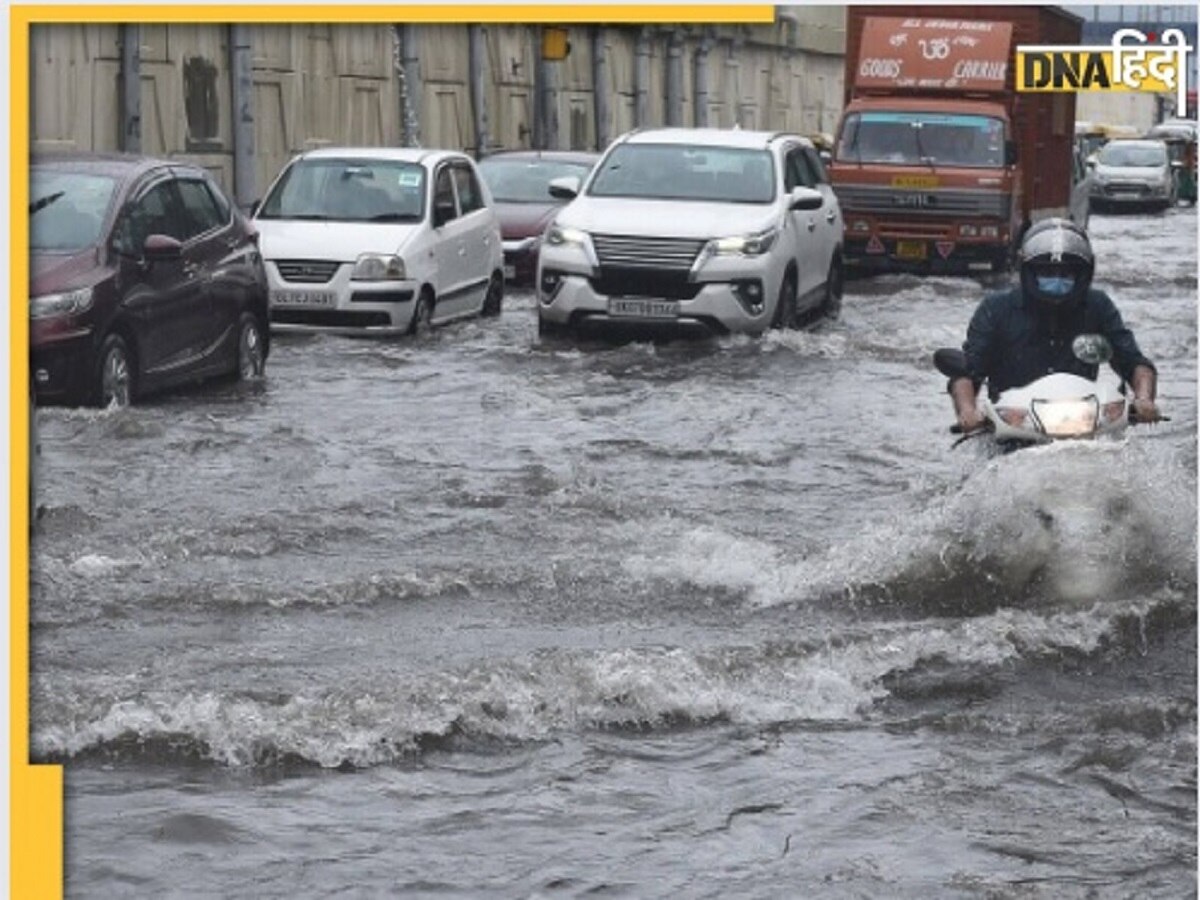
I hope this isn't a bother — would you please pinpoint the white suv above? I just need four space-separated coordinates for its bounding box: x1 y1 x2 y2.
536 128 844 338
254 147 504 336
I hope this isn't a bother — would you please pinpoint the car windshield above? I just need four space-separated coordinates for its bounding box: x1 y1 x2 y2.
257 158 426 222
479 158 594 203
1098 143 1167 168
29 170 117 252
587 144 776 203
836 112 1006 168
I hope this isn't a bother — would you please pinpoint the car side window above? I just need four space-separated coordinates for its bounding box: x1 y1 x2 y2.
785 149 814 190
113 179 184 254
802 148 829 185
433 166 458 224
452 165 484 214
175 178 227 239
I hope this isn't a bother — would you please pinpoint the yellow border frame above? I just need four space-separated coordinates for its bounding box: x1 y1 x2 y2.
10 5 775 896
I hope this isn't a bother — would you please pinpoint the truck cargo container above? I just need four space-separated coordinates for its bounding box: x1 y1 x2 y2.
830 6 1084 273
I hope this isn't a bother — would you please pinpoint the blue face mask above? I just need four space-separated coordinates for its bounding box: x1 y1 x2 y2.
1036 275 1075 296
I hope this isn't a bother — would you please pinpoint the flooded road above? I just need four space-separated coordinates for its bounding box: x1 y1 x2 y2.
32 208 1196 898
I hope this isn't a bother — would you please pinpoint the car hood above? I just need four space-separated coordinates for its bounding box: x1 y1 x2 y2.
554 197 779 239
495 202 560 239
1096 164 1168 181
30 247 103 297
255 219 421 260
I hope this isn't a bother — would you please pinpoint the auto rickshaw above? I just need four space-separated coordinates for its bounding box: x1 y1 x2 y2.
1147 122 1198 206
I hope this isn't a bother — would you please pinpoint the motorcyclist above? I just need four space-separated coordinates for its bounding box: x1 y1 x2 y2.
949 218 1161 432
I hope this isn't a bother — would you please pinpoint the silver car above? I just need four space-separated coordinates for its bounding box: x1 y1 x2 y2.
536 128 844 339
1088 139 1175 211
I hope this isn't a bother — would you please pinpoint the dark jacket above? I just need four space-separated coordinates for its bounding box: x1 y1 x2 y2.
960 286 1155 399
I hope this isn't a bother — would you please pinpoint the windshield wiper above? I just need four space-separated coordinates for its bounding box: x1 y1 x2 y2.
30 191 65 215
367 213 420 222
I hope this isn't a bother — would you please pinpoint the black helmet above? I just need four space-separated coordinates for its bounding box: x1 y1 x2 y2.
1019 217 1094 310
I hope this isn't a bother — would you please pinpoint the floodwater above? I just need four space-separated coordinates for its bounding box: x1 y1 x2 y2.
31 208 1196 898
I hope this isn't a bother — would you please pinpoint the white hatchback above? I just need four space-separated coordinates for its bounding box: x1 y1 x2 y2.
537 128 844 338
254 147 504 336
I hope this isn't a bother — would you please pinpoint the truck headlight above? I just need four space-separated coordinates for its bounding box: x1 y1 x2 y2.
30 287 94 319
351 254 405 281
709 226 779 257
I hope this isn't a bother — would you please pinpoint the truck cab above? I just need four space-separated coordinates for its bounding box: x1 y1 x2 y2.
830 8 1084 274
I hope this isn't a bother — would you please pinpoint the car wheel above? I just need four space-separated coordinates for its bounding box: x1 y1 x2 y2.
408 290 434 337
237 312 267 380
94 333 133 408
821 255 844 320
481 273 503 318
771 271 797 330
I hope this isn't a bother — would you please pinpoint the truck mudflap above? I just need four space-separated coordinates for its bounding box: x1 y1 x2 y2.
844 235 1010 273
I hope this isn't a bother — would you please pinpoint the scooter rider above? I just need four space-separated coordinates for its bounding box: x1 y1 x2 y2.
949 218 1161 432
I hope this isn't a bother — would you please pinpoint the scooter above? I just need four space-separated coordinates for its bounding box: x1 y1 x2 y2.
933 334 1151 449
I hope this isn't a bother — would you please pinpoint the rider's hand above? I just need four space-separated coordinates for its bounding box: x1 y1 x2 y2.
957 408 987 433
1130 398 1162 423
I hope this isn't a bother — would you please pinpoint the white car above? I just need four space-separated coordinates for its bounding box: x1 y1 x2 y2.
1088 139 1176 212
253 147 504 336
536 128 844 338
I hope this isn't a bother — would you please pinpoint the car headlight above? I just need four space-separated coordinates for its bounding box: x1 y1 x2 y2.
30 287 94 320
709 226 779 257
546 225 589 247
351 253 406 281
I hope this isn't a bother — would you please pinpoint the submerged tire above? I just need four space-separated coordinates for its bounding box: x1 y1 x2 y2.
237 312 267 380
772 271 797 330
408 291 434 337
94 333 133 408
481 274 503 318
822 255 844 321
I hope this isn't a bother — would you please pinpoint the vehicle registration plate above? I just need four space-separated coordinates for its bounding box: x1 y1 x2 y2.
503 264 516 280
895 240 928 261
271 289 336 308
608 297 680 318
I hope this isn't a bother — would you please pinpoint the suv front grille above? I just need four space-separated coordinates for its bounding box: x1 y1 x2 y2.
592 234 705 271
276 260 342 283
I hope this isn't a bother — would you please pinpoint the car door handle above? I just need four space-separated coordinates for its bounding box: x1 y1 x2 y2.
182 262 200 278
807 219 817 232
458 247 467 257
826 210 837 223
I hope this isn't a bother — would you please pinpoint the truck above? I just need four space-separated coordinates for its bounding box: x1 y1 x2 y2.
829 6 1086 273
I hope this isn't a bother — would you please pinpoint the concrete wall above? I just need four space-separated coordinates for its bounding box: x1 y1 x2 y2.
29 13 846 204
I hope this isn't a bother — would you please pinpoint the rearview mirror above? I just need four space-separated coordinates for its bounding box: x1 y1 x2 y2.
1004 140 1018 166
1071 333 1112 365
789 186 823 211
143 233 183 261
548 175 580 201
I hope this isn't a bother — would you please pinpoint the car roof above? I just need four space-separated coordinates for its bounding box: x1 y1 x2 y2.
1104 138 1167 149
479 149 601 165
295 146 467 165
29 151 174 178
620 128 810 151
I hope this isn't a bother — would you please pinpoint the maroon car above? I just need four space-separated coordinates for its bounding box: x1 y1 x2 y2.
29 153 270 407
477 150 600 285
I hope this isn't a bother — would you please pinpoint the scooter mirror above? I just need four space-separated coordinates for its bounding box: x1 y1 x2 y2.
933 348 969 378
1071 333 1112 365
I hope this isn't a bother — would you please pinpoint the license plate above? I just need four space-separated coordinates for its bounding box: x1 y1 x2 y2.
608 298 680 318
503 264 516 280
895 240 928 261
271 289 336 308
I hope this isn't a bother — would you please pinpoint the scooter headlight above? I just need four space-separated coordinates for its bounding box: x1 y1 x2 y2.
1031 397 1099 438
